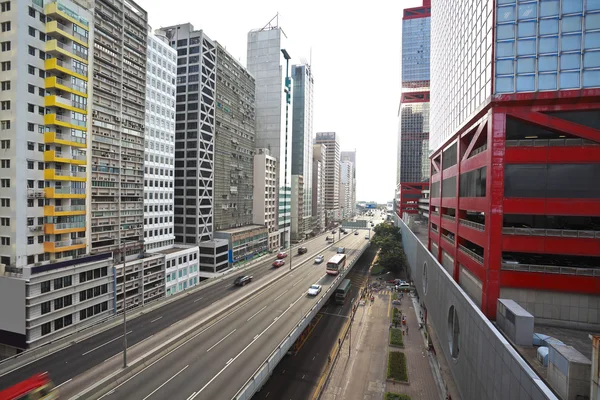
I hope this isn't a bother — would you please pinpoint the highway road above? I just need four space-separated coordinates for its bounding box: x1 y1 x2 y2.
0 230 351 391
94 234 370 400
251 244 377 400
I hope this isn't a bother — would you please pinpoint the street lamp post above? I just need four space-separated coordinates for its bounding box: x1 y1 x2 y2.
281 49 292 269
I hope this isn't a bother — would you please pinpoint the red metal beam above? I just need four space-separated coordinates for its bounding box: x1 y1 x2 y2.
462 120 487 161
505 146 600 164
502 235 600 257
401 91 430 104
509 111 600 144
504 198 600 217
500 270 600 295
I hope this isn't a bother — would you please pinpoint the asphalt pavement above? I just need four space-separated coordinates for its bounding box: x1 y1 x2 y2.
94 233 369 400
0 230 341 391
251 244 377 400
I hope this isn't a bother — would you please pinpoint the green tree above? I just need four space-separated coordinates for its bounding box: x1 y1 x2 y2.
372 224 407 274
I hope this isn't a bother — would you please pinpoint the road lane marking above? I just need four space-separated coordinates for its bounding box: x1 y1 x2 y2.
193 297 204 303
186 392 197 400
82 331 132 356
150 316 162 323
292 279 303 287
206 329 236 352
55 378 72 389
273 289 288 301
247 306 267 322
193 292 305 396
142 364 188 400
320 312 349 318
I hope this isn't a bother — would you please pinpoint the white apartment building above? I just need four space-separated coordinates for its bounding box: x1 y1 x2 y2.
253 148 279 250
315 132 340 225
341 160 354 219
160 246 199 297
144 28 176 252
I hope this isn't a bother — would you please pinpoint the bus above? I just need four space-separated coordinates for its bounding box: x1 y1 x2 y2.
335 279 352 305
0 373 58 399
326 254 346 275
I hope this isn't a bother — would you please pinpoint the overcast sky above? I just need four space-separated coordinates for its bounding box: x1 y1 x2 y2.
141 0 421 203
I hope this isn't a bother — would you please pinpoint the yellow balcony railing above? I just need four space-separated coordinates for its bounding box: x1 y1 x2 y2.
45 2 90 31
44 204 86 216
44 221 86 234
44 187 86 199
45 76 88 97
44 131 86 148
45 39 87 63
44 58 88 81
44 150 86 165
45 20 88 46
44 113 88 131
44 168 86 182
44 95 87 113
44 238 86 253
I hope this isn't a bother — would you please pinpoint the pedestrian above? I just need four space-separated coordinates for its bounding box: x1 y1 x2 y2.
406 326 409 335
389 322 392 330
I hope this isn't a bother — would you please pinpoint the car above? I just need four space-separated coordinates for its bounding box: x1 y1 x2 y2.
365 235 369 239
307 284 322 296
277 252 288 259
326 236 334 242
272 259 285 268
297 247 308 255
354 231 359 235
337 247 345 254
314 255 325 264
332 230 336 234
234 275 253 286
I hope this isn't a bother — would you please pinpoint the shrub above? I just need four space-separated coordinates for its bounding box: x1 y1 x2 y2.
385 393 411 400
387 351 408 382
390 328 404 347
392 292 398 300
392 307 402 322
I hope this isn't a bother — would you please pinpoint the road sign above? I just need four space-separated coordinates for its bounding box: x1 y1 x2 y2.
342 220 368 229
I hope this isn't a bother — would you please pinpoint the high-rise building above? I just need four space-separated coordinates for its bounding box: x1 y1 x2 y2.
291 63 314 241
247 16 292 247
0 0 115 353
429 0 600 325
396 0 431 220
340 160 354 219
213 42 255 231
341 150 356 217
312 144 326 233
253 148 279 250
315 132 340 226
161 23 217 245
144 28 176 252
90 0 147 260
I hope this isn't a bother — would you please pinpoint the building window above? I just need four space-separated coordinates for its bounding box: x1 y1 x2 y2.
0 159 9 168
0 81 8 91
0 2 11 12
0 21 9 32
0 41 10 52
1 61 10 71
41 281 51 293
41 301 51 315
41 322 51 336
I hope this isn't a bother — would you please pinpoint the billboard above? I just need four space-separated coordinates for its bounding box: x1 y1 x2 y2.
365 202 377 209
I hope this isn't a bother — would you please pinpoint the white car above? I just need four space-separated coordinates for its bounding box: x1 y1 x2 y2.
307 284 322 296
314 255 325 264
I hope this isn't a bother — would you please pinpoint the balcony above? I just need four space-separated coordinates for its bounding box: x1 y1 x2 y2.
45 1 90 32
44 150 86 165
502 227 600 239
44 187 86 199
44 238 86 253
442 214 456 222
46 20 88 45
459 244 484 265
44 131 86 148
44 204 86 216
460 219 485 232
45 76 88 96
44 168 86 182
45 95 87 113
442 234 455 245
45 39 87 61
45 58 87 79
44 221 86 234
44 113 87 130
501 263 600 277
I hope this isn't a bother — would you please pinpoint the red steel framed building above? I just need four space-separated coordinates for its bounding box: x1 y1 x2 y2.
428 0 600 323
396 1 431 219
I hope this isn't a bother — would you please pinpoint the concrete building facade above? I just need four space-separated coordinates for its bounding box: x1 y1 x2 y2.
291 64 314 241
340 159 354 219
340 150 356 218
247 20 291 247
143 28 176 252
162 23 216 245
315 132 340 226
311 144 326 233
161 246 199 297
214 225 268 267
90 0 147 260
213 42 256 231
253 148 278 250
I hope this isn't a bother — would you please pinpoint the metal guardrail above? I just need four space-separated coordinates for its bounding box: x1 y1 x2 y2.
502 263 600 277
442 235 455 245
460 219 485 231
502 227 600 238
233 242 371 400
458 245 484 265
442 214 455 222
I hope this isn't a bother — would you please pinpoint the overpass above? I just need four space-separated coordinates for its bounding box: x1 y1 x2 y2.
68 233 371 399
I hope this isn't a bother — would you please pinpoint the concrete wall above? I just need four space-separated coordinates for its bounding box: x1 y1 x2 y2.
458 265 482 308
500 287 600 330
397 219 557 400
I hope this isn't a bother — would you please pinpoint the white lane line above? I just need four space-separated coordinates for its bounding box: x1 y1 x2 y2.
55 378 72 389
292 279 303 287
150 316 162 323
141 364 188 400
273 289 288 301
186 392 197 400
192 292 306 396
82 331 132 356
193 297 204 303
206 329 237 353
247 306 267 322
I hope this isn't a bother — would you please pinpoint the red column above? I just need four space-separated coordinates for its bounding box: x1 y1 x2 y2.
483 108 505 319
453 138 462 283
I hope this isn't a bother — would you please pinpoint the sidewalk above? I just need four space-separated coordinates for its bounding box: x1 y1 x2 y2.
321 279 444 400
